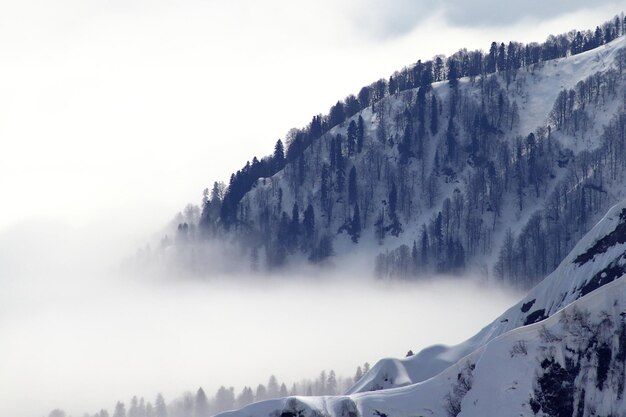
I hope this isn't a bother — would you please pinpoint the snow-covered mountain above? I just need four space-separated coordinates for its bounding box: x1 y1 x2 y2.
214 196 626 417
171 23 626 286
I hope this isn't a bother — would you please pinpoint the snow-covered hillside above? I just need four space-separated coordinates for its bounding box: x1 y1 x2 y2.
180 32 626 286
215 198 626 417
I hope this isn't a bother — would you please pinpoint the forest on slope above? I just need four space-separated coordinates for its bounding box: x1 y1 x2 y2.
160 14 626 287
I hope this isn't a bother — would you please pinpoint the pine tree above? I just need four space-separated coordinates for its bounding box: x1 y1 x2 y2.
357 115 365 154
335 135 346 193
255 384 267 401
303 204 315 243
273 139 285 171
215 386 235 413
327 370 338 394
487 41 497 72
155 394 167 417
348 166 358 206
113 402 126 417
289 203 300 248
420 224 429 267
128 396 139 417
194 388 209 417
354 366 363 383
351 204 361 243
236 387 254 408
347 120 357 157
267 375 280 398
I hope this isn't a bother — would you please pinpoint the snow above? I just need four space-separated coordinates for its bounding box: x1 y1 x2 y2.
349 198 626 394
215 196 626 417
212 36 626 417
236 32 626 279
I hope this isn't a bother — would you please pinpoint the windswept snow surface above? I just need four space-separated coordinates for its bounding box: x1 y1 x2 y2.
216 198 626 417
350 198 626 393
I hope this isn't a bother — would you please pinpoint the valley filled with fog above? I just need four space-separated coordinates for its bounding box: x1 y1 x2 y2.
0 222 520 417
2 2 622 417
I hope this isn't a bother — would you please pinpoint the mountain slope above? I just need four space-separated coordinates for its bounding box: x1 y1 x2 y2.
215 198 626 417
350 198 626 393
174 28 626 286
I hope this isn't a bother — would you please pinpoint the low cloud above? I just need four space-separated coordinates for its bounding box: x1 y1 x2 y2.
346 0 624 39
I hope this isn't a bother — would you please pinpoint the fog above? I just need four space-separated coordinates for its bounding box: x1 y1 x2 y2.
0 221 521 417
2 1 622 416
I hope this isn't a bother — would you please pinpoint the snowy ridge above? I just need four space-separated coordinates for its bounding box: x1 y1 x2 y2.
215 198 626 417
227 33 626 283
350 198 626 393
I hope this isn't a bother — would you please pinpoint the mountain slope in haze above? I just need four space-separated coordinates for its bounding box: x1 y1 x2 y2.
214 198 626 417
168 18 626 286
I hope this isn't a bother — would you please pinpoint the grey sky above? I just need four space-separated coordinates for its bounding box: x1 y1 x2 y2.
349 0 626 38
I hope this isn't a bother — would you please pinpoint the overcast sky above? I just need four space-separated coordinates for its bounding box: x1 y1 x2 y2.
1 0 625 248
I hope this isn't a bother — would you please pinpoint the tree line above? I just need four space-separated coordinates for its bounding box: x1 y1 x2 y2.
202 14 626 232
46 364 370 417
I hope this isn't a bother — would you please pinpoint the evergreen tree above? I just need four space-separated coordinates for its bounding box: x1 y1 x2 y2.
215 386 235 413
487 41 497 72
348 166 358 206
420 224 429 267
236 387 254 408
335 135 346 193
375 210 385 242
351 204 361 243
303 204 315 242
327 370 338 394
155 394 167 417
320 164 331 222
194 388 209 417
139 398 146 417
447 56 458 88
497 42 506 71
289 203 300 248
267 375 280 398
128 397 139 417
113 402 126 417
255 384 267 401
318 370 327 394
347 120 357 157
354 366 363 383
329 101 346 126
357 115 365 154
273 139 285 171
